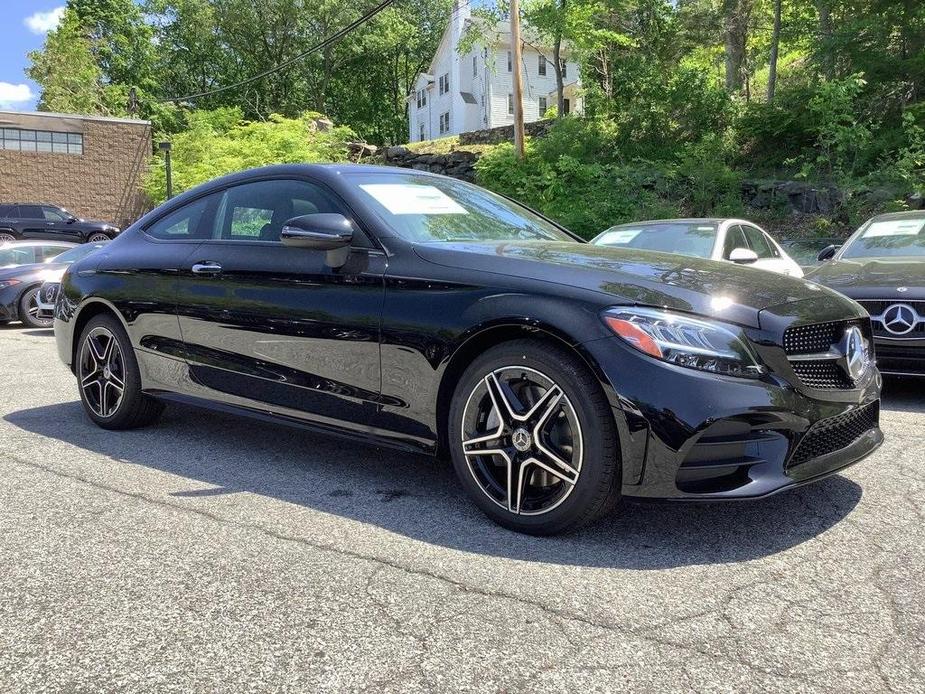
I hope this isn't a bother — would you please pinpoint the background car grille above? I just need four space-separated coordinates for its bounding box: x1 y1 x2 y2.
856 299 925 338
788 401 879 467
39 283 59 304
782 318 871 390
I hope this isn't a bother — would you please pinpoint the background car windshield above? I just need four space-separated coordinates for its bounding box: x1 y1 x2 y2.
52 242 108 264
347 173 574 243
842 217 925 258
595 223 718 258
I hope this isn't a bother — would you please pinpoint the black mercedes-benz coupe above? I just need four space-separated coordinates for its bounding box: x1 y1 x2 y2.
809 211 925 376
54 164 883 534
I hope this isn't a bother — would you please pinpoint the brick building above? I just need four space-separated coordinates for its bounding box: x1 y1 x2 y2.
0 111 152 229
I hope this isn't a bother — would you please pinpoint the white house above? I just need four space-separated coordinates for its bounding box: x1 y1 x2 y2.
407 2 582 142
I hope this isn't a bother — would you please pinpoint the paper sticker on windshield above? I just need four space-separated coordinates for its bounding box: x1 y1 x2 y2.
863 220 924 238
360 184 468 215
597 229 641 245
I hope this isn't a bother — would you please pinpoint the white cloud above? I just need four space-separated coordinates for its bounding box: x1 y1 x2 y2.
0 82 36 110
24 6 65 34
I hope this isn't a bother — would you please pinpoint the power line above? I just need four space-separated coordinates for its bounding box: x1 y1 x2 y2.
161 0 401 103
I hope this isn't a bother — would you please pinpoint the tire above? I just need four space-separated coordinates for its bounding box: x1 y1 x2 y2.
448 339 621 535
0 231 16 243
75 314 164 430
18 287 52 328
86 232 111 243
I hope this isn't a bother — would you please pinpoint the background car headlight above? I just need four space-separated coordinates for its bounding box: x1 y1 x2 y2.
602 307 766 379
0 279 22 290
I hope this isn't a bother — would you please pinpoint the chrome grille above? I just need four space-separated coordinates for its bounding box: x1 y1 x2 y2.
788 401 879 467
790 359 853 390
782 318 871 390
856 300 925 338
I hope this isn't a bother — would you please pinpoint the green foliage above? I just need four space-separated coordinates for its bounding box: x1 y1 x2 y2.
25 8 105 115
143 109 356 202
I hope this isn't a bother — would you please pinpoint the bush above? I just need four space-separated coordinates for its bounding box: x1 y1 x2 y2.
144 109 356 203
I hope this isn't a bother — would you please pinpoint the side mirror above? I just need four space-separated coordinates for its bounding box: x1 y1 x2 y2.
728 247 759 264
280 213 354 267
817 244 840 262
66 217 76 224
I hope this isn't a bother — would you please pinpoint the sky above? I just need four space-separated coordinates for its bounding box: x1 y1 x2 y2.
0 1 65 111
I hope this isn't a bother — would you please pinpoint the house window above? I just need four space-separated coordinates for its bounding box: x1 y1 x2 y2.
1 128 83 155
439 73 450 95
563 98 571 114
507 51 512 72
562 62 568 78
473 55 477 77
538 55 546 76
508 93 514 115
416 89 427 109
538 96 547 114
439 112 450 134
420 123 426 141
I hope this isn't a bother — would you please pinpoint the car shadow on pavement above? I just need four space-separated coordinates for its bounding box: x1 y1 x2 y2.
5 400 865 570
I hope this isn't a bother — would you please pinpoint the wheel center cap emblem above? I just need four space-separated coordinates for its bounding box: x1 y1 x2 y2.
882 303 916 336
511 428 532 452
102 366 111 380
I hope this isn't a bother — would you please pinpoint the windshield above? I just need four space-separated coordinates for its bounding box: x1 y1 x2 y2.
593 222 718 259
0 245 68 267
347 173 575 243
53 242 108 264
842 217 925 258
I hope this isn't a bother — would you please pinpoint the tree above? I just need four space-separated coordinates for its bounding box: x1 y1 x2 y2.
26 7 105 115
767 0 782 101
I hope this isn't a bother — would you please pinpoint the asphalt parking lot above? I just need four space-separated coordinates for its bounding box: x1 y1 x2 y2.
1 326 923 693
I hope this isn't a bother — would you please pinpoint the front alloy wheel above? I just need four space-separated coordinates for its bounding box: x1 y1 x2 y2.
87 233 111 243
19 287 52 328
75 314 164 429
461 366 583 515
78 326 126 418
449 339 621 535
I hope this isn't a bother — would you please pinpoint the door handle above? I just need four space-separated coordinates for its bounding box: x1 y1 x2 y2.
191 262 222 275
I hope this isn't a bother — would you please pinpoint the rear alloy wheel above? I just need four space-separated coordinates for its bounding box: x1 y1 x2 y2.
449 339 621 535
87 233 111 243
0 232 16 243
18 287 52 328
76 314 164 429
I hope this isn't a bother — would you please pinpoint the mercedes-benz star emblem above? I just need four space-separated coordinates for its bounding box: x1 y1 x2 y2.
837 326 870 382
882 303 917 336
897 286 908 292
511 427 532 452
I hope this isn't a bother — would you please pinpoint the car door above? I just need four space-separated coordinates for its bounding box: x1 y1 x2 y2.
720 223 749 263
174 176 387 434
40 206 81 242
17 205 50 240
741 224 794 275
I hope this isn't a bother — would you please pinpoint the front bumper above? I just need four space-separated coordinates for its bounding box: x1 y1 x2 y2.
583 336 883 500
873 337 925 376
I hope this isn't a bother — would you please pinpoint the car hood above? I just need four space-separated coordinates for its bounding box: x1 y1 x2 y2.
413 240 861 329
807 257 925 300
0 262 67 283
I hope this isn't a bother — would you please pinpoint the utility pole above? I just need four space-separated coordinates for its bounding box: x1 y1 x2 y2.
509 0 525 159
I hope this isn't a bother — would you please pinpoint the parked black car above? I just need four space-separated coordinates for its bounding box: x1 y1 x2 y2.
808 211 925 376
54 164 882 534
0 240 77 327
0 203 120 244
35 241 110 322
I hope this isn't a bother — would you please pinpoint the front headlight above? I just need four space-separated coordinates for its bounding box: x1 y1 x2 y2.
602 307 766 379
